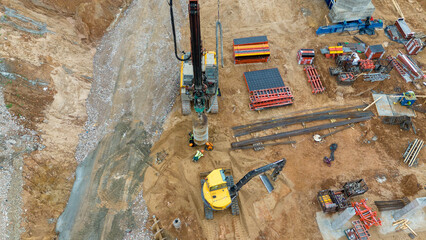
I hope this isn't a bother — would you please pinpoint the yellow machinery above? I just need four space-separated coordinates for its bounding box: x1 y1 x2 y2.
201 159 286 219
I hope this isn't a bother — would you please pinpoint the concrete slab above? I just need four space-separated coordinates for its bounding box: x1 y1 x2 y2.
373 94 416 117
316 208 356 240
379 207 426 235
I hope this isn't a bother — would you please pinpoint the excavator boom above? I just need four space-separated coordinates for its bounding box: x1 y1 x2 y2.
229 159 286 198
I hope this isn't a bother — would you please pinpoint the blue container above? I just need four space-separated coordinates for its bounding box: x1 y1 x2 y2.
324 0 336 9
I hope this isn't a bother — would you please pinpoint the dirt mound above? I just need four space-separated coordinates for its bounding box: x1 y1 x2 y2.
401 174 421 196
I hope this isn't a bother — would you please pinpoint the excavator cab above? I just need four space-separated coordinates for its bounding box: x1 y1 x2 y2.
202 169 232 211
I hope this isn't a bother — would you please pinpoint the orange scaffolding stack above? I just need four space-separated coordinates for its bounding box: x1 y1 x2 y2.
233 36 270 64
304 65 325 94
352 199 382 230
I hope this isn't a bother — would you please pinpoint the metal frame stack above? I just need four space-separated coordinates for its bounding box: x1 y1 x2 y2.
365 45 385 60
405 38 424 55
243 68 293 111
297 49 315 64
389 53 425 82
233 36 270 64
395 18 414 39
403 138 424 167
304 65 325 94
352 199 382 230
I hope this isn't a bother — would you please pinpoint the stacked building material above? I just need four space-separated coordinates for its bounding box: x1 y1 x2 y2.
363 73 390 82
297 49 315 65
375 198 410 211
321 46 346 58
338 42 366 53
243 68 293 111
304 65 325 94
395 18 414 39
233 36 270 64
365 45 385 60
359 60 375 71
396 53 425 80
405 38 424 55
328 0 375 23
403 138 424 167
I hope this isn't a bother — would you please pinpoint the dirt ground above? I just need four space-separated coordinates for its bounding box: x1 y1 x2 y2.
143 0 426 239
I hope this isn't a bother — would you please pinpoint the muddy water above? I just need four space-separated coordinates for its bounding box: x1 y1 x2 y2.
56 0 188 239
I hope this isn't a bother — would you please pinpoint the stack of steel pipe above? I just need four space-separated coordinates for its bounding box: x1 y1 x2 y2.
231 105 372 149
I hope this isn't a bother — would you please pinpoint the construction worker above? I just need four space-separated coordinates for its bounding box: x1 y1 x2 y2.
188 132 197 147
205 142 214 151
193 150 204 162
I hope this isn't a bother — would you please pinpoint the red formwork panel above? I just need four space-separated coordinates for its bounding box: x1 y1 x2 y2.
352 199 382 230
249 87 293 111
405 38 423 55
243 68 293 111
304 65 325 94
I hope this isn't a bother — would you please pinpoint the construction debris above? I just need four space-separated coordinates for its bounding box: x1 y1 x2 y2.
403 139 424 167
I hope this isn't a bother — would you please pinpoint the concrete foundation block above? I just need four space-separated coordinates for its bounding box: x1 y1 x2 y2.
329 1 376 23
393 197 426 220
316 208 356 240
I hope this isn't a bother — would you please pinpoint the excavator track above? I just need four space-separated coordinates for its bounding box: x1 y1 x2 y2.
182 100 191 115
201 179 213 220
209 96 218 113
227 175 240 216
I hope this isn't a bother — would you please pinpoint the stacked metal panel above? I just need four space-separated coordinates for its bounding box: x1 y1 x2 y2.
405 38 424 55
304 65 325 94
365 45 385 60
243 68 293 111
395 18 414 39
297 49 315 65
233 36 270 64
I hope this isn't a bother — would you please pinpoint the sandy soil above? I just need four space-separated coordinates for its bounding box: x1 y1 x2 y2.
142 0 426 239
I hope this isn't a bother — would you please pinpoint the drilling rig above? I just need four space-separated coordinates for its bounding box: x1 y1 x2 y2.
169 0 220 145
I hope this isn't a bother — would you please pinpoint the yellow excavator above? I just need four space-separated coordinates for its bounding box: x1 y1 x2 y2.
201 159 286 219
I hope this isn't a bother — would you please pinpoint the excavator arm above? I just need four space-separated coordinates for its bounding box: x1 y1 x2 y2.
229 159 286 198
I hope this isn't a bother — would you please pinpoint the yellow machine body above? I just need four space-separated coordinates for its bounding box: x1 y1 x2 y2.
202 168 232 211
